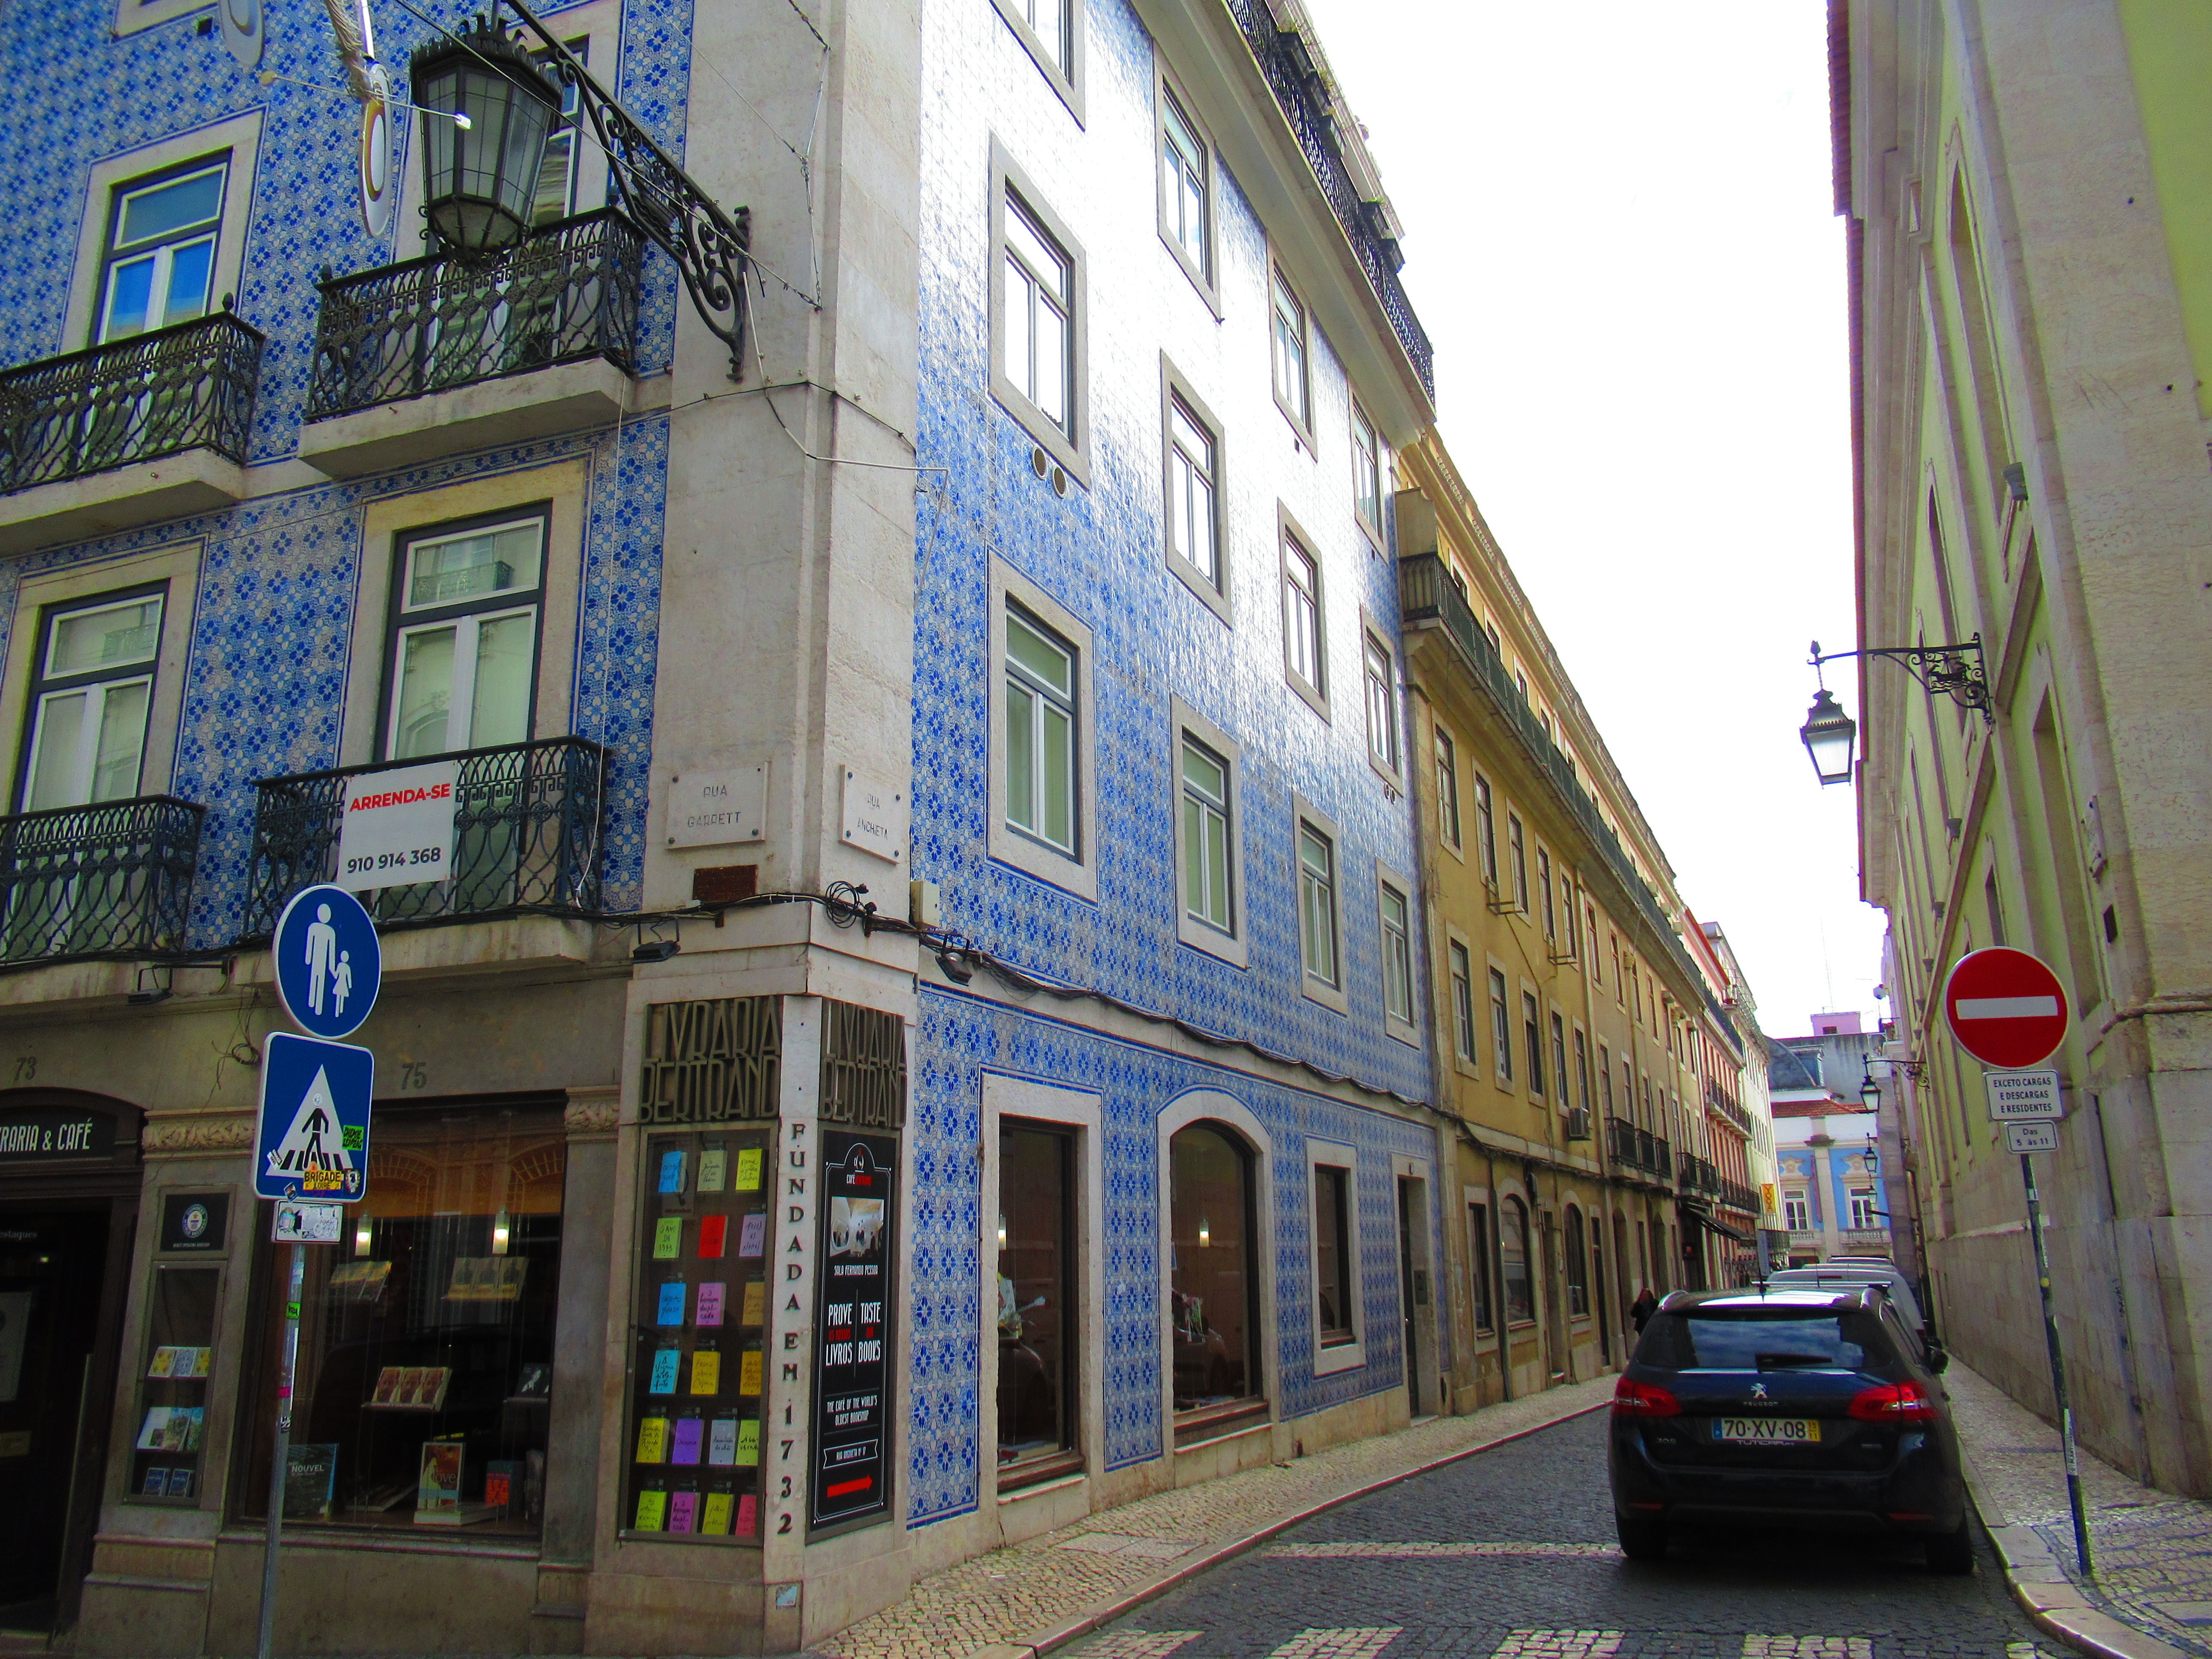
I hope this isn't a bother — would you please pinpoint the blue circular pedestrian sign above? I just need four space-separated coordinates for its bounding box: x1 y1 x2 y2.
273 884 382 1039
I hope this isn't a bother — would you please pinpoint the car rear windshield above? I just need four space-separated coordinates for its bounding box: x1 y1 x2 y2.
1637 1309 1893 1371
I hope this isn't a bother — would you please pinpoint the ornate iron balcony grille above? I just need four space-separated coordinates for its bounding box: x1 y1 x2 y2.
1400 552 1740 1049
1222 0 1434 401
306 210 643 421
0 796 204 966
0 314 262 497
242 736 606 937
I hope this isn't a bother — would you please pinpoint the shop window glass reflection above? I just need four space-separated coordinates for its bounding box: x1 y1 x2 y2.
1170 1123 1261 1438
997 1121 1077 1485
243 1101 565 1534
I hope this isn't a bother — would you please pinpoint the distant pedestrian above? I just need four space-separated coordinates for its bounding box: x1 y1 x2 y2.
1630 1285 1658 1334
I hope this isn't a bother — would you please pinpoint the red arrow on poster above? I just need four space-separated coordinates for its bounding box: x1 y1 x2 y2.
1943 947 2070 1069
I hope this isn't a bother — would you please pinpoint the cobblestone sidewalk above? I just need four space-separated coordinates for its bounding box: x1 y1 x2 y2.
817 1378 1617 1659
1950 1359 2212 1657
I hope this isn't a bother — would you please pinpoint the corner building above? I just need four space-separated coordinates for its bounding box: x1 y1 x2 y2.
0 0 1447 1650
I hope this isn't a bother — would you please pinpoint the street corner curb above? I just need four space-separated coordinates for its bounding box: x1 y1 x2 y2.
1014 1390 1615 1659
1960 1452 2194 1659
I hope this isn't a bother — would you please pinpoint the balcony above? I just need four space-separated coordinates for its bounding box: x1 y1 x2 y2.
300 210 643 478
1222 0 1433 402
242 737 605 938
0 796 204 967
1605 1116 1674 1185
0 313 262 553
1400 553 1740 1054
1720 1179 1760 1215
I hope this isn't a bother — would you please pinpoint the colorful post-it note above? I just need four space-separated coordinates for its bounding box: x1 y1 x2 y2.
698 1149 728 1193
649 1348 681 1394
657 1281 687 1326
653 1217 683 1259
669 1490 698 1533
737 1214 766 1257
739 1350 763 1396
708 1418 737 1466
634 1488 667 1531
736 1417 760 1466
690 1349 721 1396
658 1149 687 1194
734 1147 763 1191
635 1416 669 1463
698 1216 728 1259
741 1281 765 1325
671 1417 704 1466
696 1282 725 1327
701 1490 734 1535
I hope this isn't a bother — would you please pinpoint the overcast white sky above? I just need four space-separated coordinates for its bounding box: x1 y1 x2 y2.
1297 0 1887 1039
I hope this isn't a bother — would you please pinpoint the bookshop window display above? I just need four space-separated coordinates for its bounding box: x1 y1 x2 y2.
242 1100 566 1534
1168 1123 1263 1442
621 1126 774 1542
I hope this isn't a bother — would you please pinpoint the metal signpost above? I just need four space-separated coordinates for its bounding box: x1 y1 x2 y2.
255 885 382 1659
1945 946 2091 1575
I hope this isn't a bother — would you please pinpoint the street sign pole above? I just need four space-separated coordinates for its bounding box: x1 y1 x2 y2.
2020 1150 2093 1576
256 1242 305 1659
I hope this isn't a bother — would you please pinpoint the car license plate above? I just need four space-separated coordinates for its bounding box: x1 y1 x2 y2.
1711 1417 1820 1444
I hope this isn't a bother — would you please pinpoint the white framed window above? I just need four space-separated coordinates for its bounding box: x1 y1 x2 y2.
383 515 547 759
1508 812 1529 912
1159 370 1227 620
18 590 165 811
1294 800 1346 1013
1549 1012 1569 1111
1449 939 1477 1067
1156 71 1213 302
1378 874 1416 1041
1523 991 1545 1098
990 0 1084 118
1489 967 1512 1084
1433 726 1461 851
1362 627 1400 780
1850 1188 1882 1231
528 37 592 227
1473 772 1496 888
990 146 1088 484
1537 847 1556 940
1279 512 1328 718
1784 1191 1810 1231
1351 401 1383 546
1004 605 1077 856
1308 1139 1364 1375
1172 698 1246 966
987 561 1098 900
1270 266 1311 437
97 159 227 344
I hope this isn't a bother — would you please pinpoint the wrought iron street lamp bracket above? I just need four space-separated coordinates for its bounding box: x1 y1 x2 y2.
495 0 752 378
1810 636 1993 724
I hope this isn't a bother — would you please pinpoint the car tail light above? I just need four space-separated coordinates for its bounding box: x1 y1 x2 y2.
1849 1380 1938 1423
1612 1376 1681 1417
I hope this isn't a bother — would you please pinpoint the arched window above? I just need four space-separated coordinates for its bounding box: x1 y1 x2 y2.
1564 1203 1589 1318
1499 1195 1533 1325
1170 1123 1262 1430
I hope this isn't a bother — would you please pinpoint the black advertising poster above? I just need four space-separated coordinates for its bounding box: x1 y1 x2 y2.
810 1130 895 1530
159 1193 230 1254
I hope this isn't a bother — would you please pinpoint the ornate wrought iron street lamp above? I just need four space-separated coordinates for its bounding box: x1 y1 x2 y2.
1799 687 1858 786
409 19 562 255
1798 635 1991 787
399 0 754 374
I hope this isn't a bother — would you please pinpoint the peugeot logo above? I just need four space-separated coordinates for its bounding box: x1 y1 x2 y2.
1750 1382 1770 1403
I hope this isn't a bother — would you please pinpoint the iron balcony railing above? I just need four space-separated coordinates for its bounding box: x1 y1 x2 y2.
306 209 643 421
0 313 262 496
242 737 606 936
1720 1179 1760 1215
0 796 204 965
1221 0 1434 401
1400 552 1740 1051
1606 1117 1674 1184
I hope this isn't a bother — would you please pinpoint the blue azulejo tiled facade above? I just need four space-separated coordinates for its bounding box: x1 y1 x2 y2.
903 0 1445 1534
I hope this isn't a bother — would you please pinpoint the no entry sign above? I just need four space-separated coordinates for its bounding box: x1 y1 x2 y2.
1944 947 2069 1069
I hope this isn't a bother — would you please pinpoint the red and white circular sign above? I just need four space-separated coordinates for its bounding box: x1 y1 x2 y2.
1943 947 2069 1069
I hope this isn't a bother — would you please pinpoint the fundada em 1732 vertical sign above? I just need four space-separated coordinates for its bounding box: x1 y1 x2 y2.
810 1131 895 1530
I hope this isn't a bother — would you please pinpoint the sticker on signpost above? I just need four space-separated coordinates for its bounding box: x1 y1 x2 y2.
256 1032 374 1201
337 760 459 891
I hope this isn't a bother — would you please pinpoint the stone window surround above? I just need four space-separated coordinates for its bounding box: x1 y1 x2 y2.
990 0 1086 126
1170 695 1247 969
1291 794 1348 1017
986 556 1099 903
1155 1090 1277 1440
1159 356 1230 624
1276 503 1330 723
989 139 1091 488
1306 1135 1364 1377
1152 55 1218 315
1374 860 1419 1048
1442 925 1480 1081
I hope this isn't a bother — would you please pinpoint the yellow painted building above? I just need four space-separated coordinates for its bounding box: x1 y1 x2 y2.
1392 436 1764 1407
1841 0 2212 1491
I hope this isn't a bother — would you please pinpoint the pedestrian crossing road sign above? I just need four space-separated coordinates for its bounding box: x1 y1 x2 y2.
256 1032 374 1201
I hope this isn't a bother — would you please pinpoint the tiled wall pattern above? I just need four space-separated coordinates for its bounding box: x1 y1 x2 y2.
0 0 691 934
908 989 1445 1528
906 0 1445 1531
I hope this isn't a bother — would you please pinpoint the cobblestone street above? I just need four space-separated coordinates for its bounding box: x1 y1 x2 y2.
1061 1412 2064 1659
